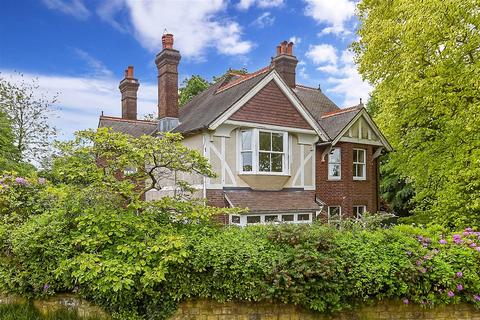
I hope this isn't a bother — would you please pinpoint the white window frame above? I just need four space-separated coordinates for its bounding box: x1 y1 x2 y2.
353 148 366 181
238 128 289 175
328 206 342 224
328 148 341 180
230 212 313 226
353 205 367 219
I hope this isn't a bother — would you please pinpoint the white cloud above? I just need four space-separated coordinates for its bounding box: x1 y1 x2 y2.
123 0 253 58
316 64 338 73
236 0 283 10
0 70 157 140
304 0 355 36
305 44 337 65
42 0 90 20
251 12 275 28
288 36 301 45
72 48 114 78
96 0 129 33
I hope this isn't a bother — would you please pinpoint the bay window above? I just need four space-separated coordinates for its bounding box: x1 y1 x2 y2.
239 128 288 174
353 149 366 180
328 148 341 180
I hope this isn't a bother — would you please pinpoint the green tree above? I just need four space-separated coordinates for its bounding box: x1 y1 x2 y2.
0 74 57 164
0 110 18 171
178 75 210 107
353 0 480 227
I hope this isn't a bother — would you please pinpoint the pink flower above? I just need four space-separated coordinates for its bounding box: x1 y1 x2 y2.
439 239 447 244
465 228 473 232
474 295 480 301
457 284 463 291
456 271 463 278
38 177 46 185
14 177 28 185
403 298 409 304
420 268 427 273
476 247 480 252
470 243 477 248
448 291 455 297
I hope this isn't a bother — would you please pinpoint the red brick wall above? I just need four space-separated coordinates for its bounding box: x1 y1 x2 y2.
229 80 312 129
206 189 229 224
316 142 379 219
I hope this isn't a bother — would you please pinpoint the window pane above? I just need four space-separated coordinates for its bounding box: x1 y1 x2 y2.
259 152 270 172
282 214 294 222
247 216 261 224
329 164 341 177
329 148 341 163
329 207 341 221
272 133 283 152
265 215 278 222
231 215 240 224
271 153 283 172
359 150 365 163
259 132 271 151
353 150 358 163
242 152 252 172
297 213 310 221
241 130 252 150
353 164 359 177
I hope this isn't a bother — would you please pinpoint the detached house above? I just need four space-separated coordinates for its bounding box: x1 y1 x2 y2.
98 34 392 226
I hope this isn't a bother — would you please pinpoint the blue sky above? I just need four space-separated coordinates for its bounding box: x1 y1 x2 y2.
0 0 370 139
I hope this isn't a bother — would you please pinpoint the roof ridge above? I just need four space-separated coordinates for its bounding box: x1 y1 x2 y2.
295 84 320 91
100 116 158 124
215 66 271 93
320 105 363 118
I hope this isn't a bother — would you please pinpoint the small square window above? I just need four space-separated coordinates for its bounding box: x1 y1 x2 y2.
328 206 342 223
231 215 241 224
282 214 294 222
353 149 366 180
353 206 366 219
246 215 261 224
265 215 278 222
297 213 311 221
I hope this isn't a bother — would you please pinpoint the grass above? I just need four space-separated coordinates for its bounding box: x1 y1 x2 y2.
0 303 102 320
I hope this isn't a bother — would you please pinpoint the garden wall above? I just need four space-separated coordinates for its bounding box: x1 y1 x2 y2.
171 299 480 320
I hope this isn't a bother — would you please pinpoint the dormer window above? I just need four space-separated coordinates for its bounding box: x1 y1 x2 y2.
239 128 288 175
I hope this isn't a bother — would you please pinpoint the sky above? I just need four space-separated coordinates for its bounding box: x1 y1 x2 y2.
0 0 371 140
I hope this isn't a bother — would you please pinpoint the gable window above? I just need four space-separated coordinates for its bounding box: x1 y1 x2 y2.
328 148 341 180
328 206 342 224
353 205 366 219
353 149 366 180
239 128 288 174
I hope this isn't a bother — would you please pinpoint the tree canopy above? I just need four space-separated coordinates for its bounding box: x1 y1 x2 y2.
178 75 210 107
353 0 480 227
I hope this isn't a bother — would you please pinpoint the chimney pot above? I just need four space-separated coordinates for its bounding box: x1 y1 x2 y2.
280 41 288 54
127 66 134 79
162 33 174 49
287 42 294 55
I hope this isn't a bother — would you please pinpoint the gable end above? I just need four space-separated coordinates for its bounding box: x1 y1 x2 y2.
229 80 312 130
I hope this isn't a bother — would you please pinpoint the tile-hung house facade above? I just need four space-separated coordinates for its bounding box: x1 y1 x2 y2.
98 34 392 226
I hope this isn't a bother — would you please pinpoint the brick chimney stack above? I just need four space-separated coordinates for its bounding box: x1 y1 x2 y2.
119 65 139 120
271 40 298 88
155 33 181 131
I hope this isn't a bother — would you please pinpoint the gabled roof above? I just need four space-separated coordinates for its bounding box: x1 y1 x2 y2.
224 189 321 213
98 116 157 137
293 85 340 121
318 105 364 140
173 68 271 134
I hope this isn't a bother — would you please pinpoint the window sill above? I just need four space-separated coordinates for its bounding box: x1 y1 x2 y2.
239 172 291 177
327 178 342 181
353 177 367 181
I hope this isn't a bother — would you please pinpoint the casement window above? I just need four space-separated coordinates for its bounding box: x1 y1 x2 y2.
239 129 288 175
328 206 342 224
230 212 312 226
328 148 341 180
353 205 366 219
353 149 366 180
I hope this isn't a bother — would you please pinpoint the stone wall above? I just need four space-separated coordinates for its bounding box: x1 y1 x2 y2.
170 299 480 320
0 294 109 319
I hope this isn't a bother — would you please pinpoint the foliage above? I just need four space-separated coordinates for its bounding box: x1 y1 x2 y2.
178 75 210 107
0 303 101 320
0 74 57 164
353 0 480 227
50 128 215 206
